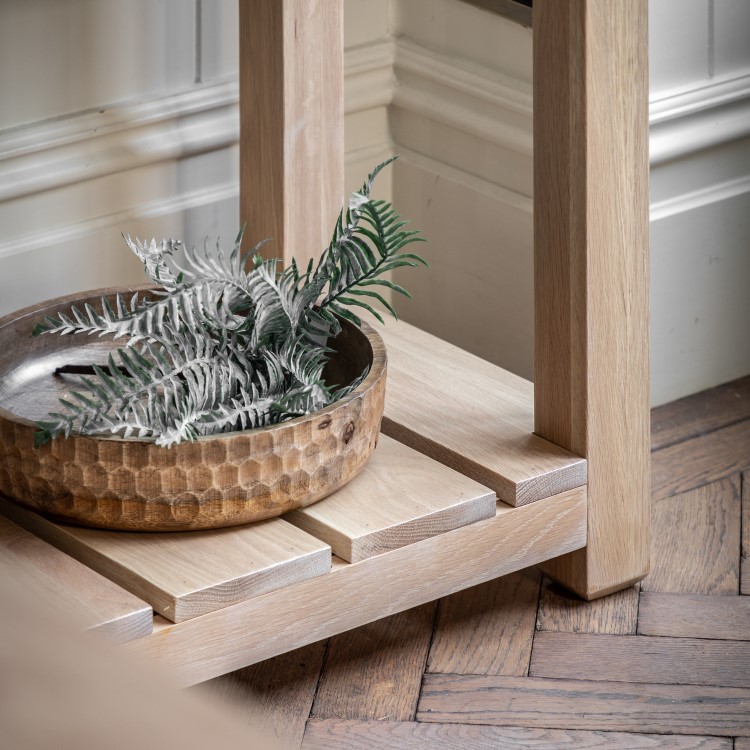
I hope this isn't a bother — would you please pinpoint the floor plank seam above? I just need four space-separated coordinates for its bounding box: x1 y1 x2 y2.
306 638 331 725
651 416 750 454
413 602 440 721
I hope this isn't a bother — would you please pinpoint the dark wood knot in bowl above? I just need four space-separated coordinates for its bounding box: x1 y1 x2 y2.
0 286 387 531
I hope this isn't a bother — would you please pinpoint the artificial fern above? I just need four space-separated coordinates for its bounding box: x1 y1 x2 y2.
33 158 426 448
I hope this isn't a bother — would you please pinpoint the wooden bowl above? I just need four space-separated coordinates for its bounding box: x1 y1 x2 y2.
0 287 386 531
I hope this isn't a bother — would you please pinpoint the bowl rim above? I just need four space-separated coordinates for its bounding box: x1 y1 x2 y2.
0 283 387 445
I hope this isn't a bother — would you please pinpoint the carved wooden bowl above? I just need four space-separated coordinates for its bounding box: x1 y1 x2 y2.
0 287 386 531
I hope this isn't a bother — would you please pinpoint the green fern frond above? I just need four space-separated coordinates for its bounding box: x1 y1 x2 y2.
33 158 426 447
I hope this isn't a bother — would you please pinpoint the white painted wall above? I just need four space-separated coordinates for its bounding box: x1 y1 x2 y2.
1 0 747 406
0 0 393 318
390 0 750 404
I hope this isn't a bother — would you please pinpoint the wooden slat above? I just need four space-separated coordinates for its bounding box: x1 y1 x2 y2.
0 497 331 623
652 420 750 500
302 719 732 750
426 569 540 676
0 515 151 643
533 0 650 599
651 375 750 451
737 739 750 750
529 632 750 688
286 435 495 562
312 604 435 721
198 642 326 750
126 487 587 686
376 318 586 506
417 674 750 736
643 476 741 596
743 558 750 595
535 577 639 634
638 592 750 640
239 0 343 269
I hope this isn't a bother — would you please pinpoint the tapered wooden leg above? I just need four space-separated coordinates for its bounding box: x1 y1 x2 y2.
239 0 344 268
533 0 650 600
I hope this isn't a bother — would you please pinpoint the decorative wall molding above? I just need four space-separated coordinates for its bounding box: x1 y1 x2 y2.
0 81 239 204
392 38 533 158
0 183 238 261
0 39 395 207
650 173 750 222
650 73 750 166
3 33 749 226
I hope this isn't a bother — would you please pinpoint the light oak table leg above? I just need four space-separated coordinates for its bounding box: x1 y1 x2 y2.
239 0 344 268
533 0 650 599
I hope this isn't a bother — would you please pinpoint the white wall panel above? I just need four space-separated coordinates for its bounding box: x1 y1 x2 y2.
713 0 750 78
0 0 196 130
651 190 750 404
649 0 710 94
392 154 534 381
199 0 238 82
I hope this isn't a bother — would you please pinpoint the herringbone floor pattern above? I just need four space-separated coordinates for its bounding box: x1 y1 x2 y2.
199 376 750 750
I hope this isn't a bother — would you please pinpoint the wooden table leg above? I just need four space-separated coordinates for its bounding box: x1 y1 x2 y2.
533 0 650 599
239 0 344 268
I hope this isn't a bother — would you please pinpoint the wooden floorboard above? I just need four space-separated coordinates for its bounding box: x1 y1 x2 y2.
638 592 750 640
426 569 540 676
529 632 750 688
643 475 741 595
417 674 750 736
650 375 750 451
743 470 749 557
535 576 639 634
190 375 750 745
302 719 732 749
311 603 436 721
651 420 750 500
197 642 326 750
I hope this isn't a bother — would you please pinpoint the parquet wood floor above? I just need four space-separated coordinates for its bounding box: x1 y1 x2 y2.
199 377 750 749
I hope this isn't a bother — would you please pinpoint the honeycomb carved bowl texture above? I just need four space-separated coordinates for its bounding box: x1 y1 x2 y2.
0 287 387 531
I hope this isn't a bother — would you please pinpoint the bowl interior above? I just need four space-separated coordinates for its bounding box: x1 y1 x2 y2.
0 291 374 425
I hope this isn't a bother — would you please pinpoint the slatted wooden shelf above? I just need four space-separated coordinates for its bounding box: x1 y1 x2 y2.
0 496 332 623
0 316 589 677
125 485 586 686
0 514 151 643
375 317 587 506
286 434 497 562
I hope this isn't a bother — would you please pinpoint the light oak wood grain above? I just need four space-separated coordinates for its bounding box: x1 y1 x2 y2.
530 632 750 688
239 0 343 269
286 435 496 562
651 421 750 501
417 674 750 736
312 604 436 721
0 514 151 643
126 487 587 685
426 569 540 676
198 642 326 750
373 317 586 506
0 496 331 623
651 375 750 451
643 476 740 596
535 577 639 635
302 719 732 750
533 0 650 599
638 592 750 640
